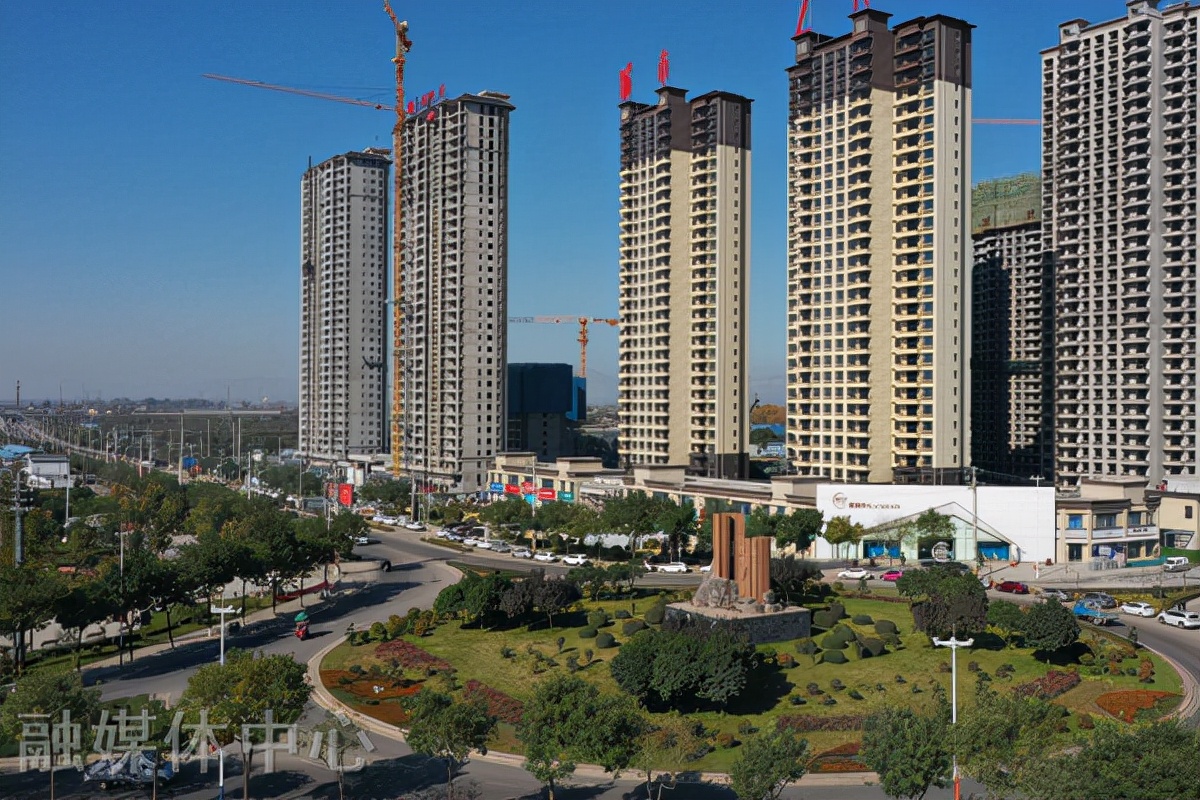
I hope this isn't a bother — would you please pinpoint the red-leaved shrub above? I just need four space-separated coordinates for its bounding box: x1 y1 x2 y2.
463 679 525 724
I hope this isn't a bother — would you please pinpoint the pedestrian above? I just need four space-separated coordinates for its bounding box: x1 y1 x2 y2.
1034 563 1040 580
1129 626 1138 648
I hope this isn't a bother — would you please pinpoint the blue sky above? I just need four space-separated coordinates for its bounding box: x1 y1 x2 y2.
0 1 1126 406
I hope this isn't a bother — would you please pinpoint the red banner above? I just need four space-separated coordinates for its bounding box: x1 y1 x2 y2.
521 481 534 494
537 488 557 501
504 484 521 495
338 483 354 507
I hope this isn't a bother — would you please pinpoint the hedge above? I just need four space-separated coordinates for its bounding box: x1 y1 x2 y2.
822 650 848 664
622 620 646 636
579 626 598 639
596 631 617 649
874 619 899 635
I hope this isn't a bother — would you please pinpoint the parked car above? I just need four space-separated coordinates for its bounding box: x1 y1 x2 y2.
700 563 713 573
1081 592 1117 609
1163 556 1194 573
1120 601 1157 617
405 522 426 532
1157 608 1200 629
474 540 494 550
837 567 872 580
1038 587 1071 602
655 562 689 574
462 538 480 547
533 552 558 563
562 554 590 566
511 547 532 559
881 569 904 582
489 542 512 554
353 536 370 545
996 581 1030 594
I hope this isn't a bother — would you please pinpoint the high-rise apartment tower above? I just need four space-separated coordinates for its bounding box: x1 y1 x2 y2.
300 149 390 462
786 9 973 484
617 87 752 477
397 91 514 493
1042 0 1198 487
971 174 1054 483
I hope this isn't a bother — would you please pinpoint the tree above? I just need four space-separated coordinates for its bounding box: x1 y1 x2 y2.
177 649 312 800
1023 599 1080 658
405 690 496 798
729 728 810 800
0 564 67 673
774 509 824 552
822 515 866 560
610 624 756 710
985 600 1026 648
860 705 952 800
913 509 955 541
632 713 708 800
53 575 113 670
518 674 645 800
898 569 989 639
958 685 1063 800
529 571 577 629
0 669 100 746
654 501 697 562
299 714 370 800
479 497 532 530
769 556 822 604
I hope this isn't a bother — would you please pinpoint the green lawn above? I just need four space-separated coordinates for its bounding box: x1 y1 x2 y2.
323 592 1185 773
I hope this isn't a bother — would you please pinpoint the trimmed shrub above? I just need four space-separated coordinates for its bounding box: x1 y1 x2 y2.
587 610 609 629
882 632 902 646
579 626 598 639
790 695 807 706
644 599 667 625
859 637 886 657
830 678 845 691
852 614 874 625
622 620 646 636
967 661 981 673
1013 670 1081 701
829 624 856 644
874 619 899 635
777 653 796 669
716 732 736 749
812 610 836 630
737 721 758 735
829 601 846 620
894 674 906 684
806 682 823 696
776 714 867 733
614 609 632 619
1078 712 1095 729
822 695 838 705
848 689 864 700
796 638 820 655
822 650 848 664
596 631 617 648
822 632 849 650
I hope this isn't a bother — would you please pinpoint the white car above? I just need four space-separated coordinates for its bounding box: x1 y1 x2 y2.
655 562 689 574
1157 608 1200 629
533 552 558 563
837 567 872 580
490 542 512 553
462 538 480 547
1120 601 1156 618
353 536 370 545
700 564 712 573
562 554 589 566
511 547 533 559
405 522 426 532
474 540 494 550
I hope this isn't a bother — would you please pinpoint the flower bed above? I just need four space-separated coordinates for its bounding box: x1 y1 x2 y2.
776 713 867 733
320 670 421 701
463 679 525 724
375 639 452 672
1013 669 1081 701
1096 690 1177 723
810 741 870 773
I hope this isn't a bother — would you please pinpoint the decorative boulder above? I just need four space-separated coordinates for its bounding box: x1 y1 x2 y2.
691 576 740 609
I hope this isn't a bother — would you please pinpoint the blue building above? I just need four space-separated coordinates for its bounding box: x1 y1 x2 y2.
507 363 585 461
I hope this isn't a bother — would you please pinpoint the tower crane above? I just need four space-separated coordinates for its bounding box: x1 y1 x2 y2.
507 316 619 379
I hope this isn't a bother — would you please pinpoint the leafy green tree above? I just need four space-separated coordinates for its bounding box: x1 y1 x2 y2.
632 713 708 800
958 685 1063 800
769 556 822 604
609 630 658 701
1023 599 1080 658
356 477 411 511
54 575 113 669
0 668 99 786
479 497 532 530
655 501 697 562
183 489 248 539
744 506 779 539
405 690 496 797
823 515 866 560
897 568 989 638
913 509 955 540
600 491 666 537
1017 721 1200 800
775 508 824 552
985 600 1026 648
0 564 67 673
729 728 810 800
518 674 646 800
177 649 312 800
861 705 952 800
610 623 755 710
299 713 369 800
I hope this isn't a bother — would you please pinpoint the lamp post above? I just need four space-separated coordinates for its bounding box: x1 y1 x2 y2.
210 603 236 800
932 632 974 800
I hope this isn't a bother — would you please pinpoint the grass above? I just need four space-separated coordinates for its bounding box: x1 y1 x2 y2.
322 591 1188 773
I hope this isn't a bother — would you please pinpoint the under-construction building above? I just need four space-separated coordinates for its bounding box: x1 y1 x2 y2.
397 91 514 493
786 9 974 484
1042 0 1198 487
617 87 752 478
299 149 390 463
971 173 1054 482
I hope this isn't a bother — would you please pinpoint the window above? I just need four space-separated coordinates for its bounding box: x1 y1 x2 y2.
1067 543 1084 562
1067 514 1084 529
1186 506 1194 519
1095 513 1117 529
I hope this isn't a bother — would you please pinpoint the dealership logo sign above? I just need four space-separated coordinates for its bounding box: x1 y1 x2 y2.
832 492 847 509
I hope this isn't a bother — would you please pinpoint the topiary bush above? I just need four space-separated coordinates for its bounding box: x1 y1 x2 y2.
587 610 609 629
874 619 899 635
828 601 846 620
830 678 845 691
852 614 874 625
622 620 646 637
614 609 631 619
881 632 903 647
596 631 617 648
812 610 836 630
796 638 820 655
579 626 598 639
790 695 807 705
822 632 849 650
859 637 886 657
829 624 856 645
716 732 736 749
807 682 824 696
644 599 667 625
822 650 848 665
848 689 864 700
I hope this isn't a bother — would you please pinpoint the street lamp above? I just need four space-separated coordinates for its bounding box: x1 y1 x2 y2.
210 603 236 800
932 632 974 800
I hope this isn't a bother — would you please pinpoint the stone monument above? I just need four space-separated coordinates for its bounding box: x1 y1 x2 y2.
665 512 811 644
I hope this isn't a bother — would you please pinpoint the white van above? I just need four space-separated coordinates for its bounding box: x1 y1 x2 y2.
1163 556 1194 573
